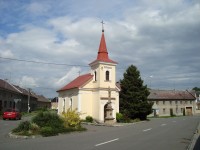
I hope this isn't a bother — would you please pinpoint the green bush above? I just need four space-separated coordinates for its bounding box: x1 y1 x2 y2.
32 111 64 129
85 116 93 123
30 123 40 134
116 113 123 122
40 126 58 137
12 121 31 133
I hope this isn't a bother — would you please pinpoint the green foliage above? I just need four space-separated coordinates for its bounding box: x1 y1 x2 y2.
62 108 81 128
40 126 58 137
116 113 123 122
85 116 93 123
12 110 86 137
116 113 131 123
12 121 40 136
30 123 40 134
193 87 200 91
119 65 153 120
12 121 31 133
32 111 64 129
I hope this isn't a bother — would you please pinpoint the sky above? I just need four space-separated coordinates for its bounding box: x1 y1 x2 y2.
0 0 200 98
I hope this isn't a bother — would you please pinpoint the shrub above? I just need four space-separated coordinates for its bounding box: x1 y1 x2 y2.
12 121 31 133
133 118 140 122
116 113 123 122
62 108 81 128
85 116 93 123
30 123 40 134
40 126 58 137
32 111 64 129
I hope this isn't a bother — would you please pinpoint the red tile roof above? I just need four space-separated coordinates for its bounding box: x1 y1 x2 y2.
90 31 117 65
57 73 93 92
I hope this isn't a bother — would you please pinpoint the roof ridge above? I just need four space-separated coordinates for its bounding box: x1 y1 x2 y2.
7 81 23 94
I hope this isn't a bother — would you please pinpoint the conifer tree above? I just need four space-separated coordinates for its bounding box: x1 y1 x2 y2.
119 65 153 120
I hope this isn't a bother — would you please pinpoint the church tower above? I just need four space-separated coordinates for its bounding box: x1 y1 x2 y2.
89 26 117 89
88 24 119 123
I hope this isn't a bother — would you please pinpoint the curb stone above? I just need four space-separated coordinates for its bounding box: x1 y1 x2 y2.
187 121 200 150
9 132 36 139
81 120 147 127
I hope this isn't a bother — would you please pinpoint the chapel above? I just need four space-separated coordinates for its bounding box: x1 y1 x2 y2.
57 26 120 123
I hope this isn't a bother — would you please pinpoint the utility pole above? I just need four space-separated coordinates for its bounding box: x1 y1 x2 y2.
28 88 30 113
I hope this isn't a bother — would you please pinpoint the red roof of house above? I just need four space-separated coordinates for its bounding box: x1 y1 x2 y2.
90 30 117 65
57 73 93 92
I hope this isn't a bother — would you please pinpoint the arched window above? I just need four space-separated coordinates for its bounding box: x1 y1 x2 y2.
94 71 97 81
106 71 109 81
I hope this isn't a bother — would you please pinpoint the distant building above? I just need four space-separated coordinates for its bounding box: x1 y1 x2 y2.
0 79 50 112
51 97 58 110
35 95 51 109
148 89 196 117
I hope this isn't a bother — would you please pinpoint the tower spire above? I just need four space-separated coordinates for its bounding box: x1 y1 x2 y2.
89 22 117 65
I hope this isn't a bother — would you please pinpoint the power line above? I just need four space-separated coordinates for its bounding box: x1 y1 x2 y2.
0 56 126 70
0 56 89 67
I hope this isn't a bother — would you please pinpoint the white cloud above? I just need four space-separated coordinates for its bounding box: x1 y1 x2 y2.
20 76 38 88
55 67 81 88
0 0 199 97
0 49 14 58
26 2 51 15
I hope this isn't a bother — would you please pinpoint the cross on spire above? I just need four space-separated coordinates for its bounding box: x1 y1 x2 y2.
101 20 105 32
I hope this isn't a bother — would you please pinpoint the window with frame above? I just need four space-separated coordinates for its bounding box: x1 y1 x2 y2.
190 101 192 104
176 108 178 113
175 101 178 104
105 71 109 81
181 108 183 113
163 108 166 114
170 101 172 105
156 101 159 105
163 101 165 105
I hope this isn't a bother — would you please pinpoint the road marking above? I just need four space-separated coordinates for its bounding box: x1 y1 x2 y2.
143 128 152 132
95 138 119 147
161 124 166 126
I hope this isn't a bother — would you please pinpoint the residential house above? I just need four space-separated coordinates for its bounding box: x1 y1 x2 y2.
0 79 50 112
148 89 196 117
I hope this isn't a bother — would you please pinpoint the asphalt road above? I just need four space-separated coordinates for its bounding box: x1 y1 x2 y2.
0 116 199 150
